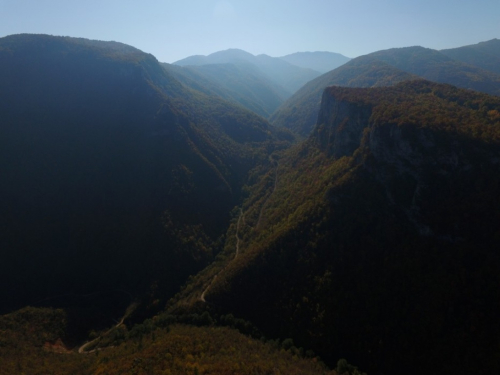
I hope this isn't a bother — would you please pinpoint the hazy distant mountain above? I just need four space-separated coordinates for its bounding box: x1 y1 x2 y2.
0 34 285 320
271 56 416 136
368 45 500 95
279 51 351 73
164 61 289 118
174 48 321 94
174 48 256 66
440 38 500 75
272 43 500 137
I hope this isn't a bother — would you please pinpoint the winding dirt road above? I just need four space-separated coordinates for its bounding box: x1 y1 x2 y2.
200 208 243 302
78 302 137 353
200 158 280 303
256 159 279 229
78 317 124 353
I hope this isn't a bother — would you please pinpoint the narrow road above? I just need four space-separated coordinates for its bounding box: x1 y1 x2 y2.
256 160 279 229
78 302 136 353
200 275 217 303
234 208 242 259
200 208 243 302
78 316 124 353
200 158 279 303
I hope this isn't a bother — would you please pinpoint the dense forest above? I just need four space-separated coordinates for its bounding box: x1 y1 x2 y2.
1 34 500 374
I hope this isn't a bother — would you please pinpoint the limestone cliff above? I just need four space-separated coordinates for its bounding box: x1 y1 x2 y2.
314 81 500 239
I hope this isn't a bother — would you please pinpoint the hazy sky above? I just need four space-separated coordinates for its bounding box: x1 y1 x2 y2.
1 0 499 63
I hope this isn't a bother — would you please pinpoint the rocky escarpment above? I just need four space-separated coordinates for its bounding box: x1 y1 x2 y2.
314 89 373 158
314 81 500 240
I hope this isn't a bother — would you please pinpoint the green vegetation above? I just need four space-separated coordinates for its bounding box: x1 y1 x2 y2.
0 307 66 348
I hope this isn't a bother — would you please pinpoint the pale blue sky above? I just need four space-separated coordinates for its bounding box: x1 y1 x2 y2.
1 0 498 63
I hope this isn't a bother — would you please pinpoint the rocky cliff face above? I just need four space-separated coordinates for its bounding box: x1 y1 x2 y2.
314 90 373 158
314 82 500 240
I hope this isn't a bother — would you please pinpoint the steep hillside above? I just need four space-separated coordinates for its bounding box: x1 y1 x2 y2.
174 48 321 94
272 43 500 137
179 81 500 375
0 34 285 327
164 62 289 118
441 38 500 75
280 51 351 73
270 56 416 136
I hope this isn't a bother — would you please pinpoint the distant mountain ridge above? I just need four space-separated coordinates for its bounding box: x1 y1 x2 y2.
173 48 321 94
368 45 500 95
279 51 351 73
271 41 500 137
440 38 500 75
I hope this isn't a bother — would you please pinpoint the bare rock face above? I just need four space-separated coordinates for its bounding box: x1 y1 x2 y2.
314 90 372 159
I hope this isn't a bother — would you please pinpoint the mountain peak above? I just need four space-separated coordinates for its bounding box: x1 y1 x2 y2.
209 48 256 59
173 48 256 66
279 51 351 73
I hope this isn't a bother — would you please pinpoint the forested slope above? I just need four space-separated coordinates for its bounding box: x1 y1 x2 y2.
182 80 500 375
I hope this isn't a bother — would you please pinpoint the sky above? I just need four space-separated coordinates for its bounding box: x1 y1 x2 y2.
0 0 499 63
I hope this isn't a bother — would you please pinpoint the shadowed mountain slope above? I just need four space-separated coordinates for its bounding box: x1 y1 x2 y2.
0 34 285 324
